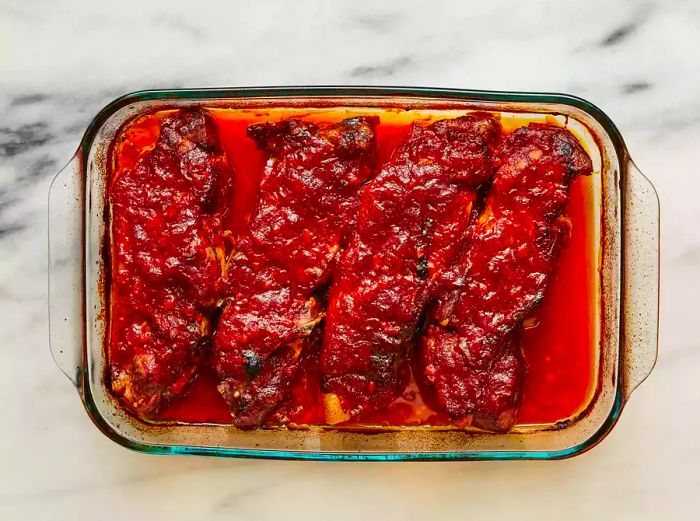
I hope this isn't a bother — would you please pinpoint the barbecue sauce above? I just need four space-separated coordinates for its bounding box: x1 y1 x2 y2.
110 106 599 428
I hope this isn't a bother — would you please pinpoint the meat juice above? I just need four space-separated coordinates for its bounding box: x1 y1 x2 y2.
109 106 600 429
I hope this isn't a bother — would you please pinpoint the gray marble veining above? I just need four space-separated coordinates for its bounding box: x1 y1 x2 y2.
1 0 698 518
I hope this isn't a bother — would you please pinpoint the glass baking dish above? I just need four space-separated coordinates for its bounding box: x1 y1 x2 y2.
48 86 659 460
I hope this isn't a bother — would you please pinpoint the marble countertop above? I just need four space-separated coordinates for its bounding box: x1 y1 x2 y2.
1 0 698 518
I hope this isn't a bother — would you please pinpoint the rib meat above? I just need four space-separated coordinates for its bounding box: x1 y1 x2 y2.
320 115 502 421
212 117 378 427
420 123 593 431
109 108 233 418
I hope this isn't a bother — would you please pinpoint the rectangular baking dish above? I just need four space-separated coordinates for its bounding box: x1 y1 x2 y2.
48 86 659 460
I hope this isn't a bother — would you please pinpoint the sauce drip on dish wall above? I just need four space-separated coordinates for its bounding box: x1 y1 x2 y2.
109 106 599 429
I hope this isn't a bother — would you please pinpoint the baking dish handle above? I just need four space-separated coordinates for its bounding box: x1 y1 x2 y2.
621 159 659 401
48 153 84 389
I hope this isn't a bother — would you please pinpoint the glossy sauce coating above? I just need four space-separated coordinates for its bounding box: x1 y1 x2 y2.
420 124 594 431
212 117 378 427
321 115 502 421
110 107 599 429
109 108 233 417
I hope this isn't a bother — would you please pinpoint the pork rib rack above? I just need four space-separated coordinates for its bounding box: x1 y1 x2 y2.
213 117 378 427
109 108 234 418
321 115 502 422
420 123 593 432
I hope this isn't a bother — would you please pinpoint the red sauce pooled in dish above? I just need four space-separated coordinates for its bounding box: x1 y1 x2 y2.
110 107 598 428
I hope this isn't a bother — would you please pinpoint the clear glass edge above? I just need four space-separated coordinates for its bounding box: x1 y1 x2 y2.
48 154 84 389
72 86 635 460
81 378 624 461
620 159 660 398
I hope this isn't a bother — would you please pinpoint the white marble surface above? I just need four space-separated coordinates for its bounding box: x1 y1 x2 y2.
1 0 698 518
